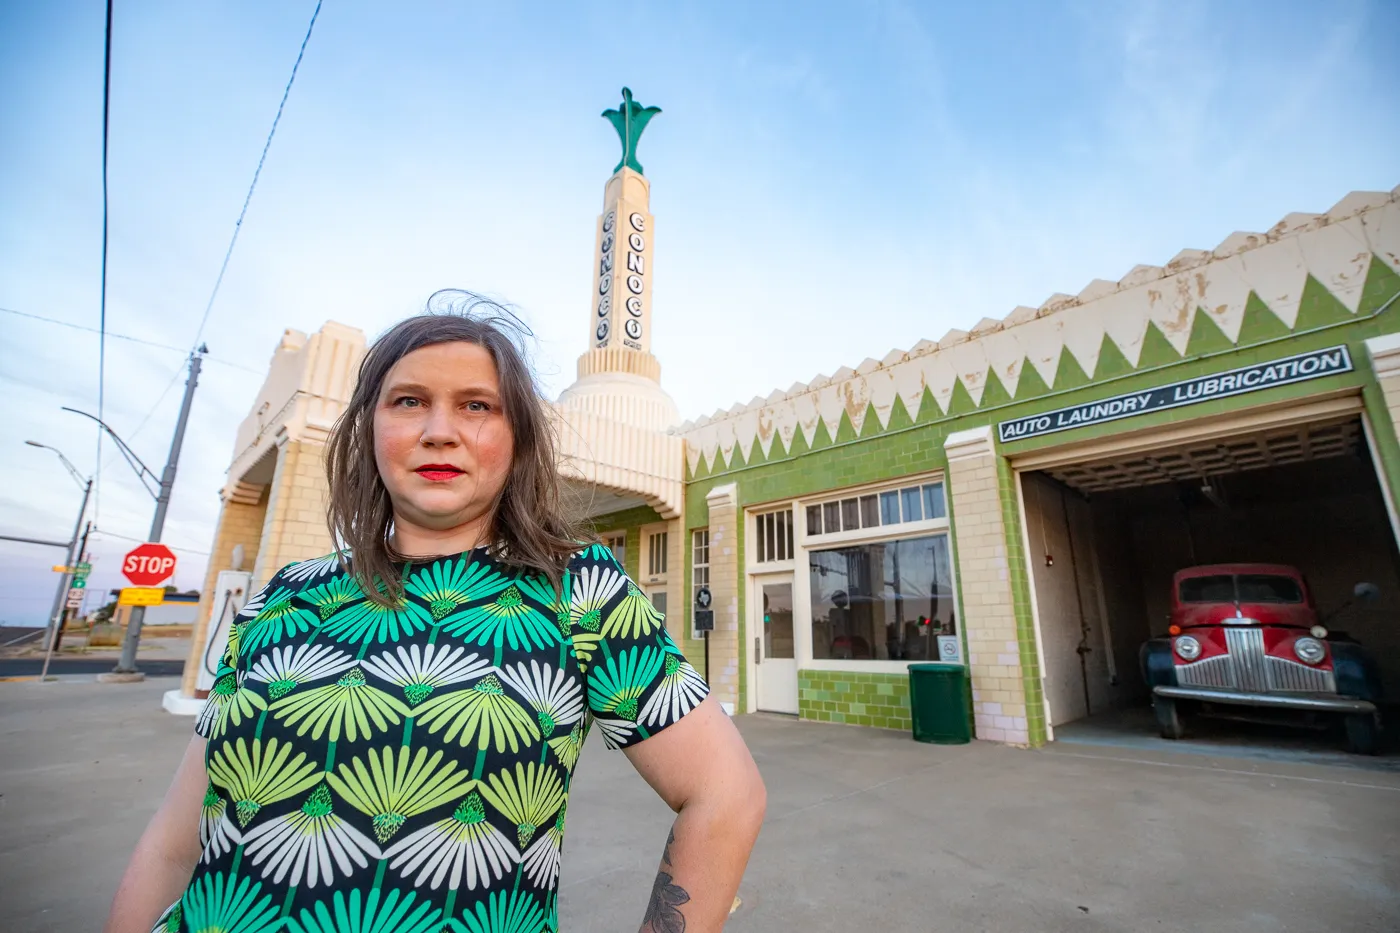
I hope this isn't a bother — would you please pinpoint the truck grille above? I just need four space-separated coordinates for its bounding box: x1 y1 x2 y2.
1226 629 1269 691
1176 628 1336 694
1265 656 1336 692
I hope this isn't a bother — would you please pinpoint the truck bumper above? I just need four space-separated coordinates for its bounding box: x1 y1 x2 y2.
1154 685 1376 714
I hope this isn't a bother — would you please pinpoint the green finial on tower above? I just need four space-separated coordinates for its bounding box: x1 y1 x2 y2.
602 87 661 175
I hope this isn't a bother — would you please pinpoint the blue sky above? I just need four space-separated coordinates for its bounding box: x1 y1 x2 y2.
1 0 1397 625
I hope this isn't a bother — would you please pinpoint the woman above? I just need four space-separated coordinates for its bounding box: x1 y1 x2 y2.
105 295 766 933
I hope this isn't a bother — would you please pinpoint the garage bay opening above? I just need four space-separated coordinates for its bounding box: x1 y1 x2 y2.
1017 411 1399 752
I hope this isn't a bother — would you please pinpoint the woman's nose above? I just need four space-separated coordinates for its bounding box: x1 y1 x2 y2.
420 407 458 445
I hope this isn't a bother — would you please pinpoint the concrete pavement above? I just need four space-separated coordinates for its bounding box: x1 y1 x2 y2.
1 679 1397 932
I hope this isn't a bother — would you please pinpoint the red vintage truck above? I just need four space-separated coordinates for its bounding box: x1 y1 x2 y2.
1139 564 1384 754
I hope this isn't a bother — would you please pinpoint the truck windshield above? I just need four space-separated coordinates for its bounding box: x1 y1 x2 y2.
1179 574 1303 604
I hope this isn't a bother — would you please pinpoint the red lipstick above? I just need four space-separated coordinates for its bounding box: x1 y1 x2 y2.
415 464 464 482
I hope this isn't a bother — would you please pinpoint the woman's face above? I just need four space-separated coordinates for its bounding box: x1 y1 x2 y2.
372 341 515 540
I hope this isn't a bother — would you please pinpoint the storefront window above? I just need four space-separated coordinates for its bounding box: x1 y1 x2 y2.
808 534 956 662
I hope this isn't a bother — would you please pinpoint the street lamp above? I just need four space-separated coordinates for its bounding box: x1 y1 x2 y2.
25 440 87 490
24 441 93 680
62 345 205 678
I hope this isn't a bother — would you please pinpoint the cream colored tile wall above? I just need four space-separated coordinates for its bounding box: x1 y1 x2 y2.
179 492 268 695
945 431 1032 745
705 484 741 709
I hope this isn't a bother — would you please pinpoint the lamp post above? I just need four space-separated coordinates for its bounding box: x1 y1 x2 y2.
65 345 205 678
25 441 93 680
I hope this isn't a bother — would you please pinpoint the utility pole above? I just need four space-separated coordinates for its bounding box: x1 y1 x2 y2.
113 349 205 677
64 347 206 681
24 442 91 680
51 520 93 655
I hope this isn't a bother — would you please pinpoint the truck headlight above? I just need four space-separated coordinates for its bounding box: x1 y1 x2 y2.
1174 635 1202 661
1294 637 1325 665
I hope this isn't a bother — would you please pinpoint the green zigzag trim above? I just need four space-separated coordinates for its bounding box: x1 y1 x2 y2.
1136 321 1183 368
1014 359 1052 400
1236 292 1291 344
834 409 859 444
859 402 883 439
788 421 811 457
979 368 1013 408
946 378 977 416
1183 307 1233 356
1052 346 1091 390
1295 273 1355 330
914 385 940 423
692 255 1398 477
1359 254 1400 315
1092 333 1133 380
886 394 913 430
727 439 748 471
746 434 769 466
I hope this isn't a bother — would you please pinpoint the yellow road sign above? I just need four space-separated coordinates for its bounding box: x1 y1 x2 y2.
52 565 73 573
118 587 165 607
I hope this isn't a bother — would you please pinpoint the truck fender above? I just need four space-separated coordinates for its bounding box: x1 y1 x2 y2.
1332 642 1384 703
1139 637 1176 689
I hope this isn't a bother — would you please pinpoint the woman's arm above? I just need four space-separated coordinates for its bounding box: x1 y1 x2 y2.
623 695 767 933
103 735 209 933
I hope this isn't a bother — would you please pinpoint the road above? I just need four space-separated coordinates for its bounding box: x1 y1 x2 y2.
0 658 184 677
3 679 1398 932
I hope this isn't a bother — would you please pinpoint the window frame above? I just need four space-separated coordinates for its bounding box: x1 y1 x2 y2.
751 507 796 566
645 528 669 580
803 530 960 671
798 475 949 547
742 474 963 684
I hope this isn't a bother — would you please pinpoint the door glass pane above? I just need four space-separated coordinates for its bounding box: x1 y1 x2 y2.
650 590 668 616
762 582 794 660
808 535 955 661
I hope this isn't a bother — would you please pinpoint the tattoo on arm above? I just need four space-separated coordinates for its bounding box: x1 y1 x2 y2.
641 828 691 933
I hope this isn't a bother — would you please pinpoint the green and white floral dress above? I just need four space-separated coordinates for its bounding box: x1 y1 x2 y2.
155 544 707 933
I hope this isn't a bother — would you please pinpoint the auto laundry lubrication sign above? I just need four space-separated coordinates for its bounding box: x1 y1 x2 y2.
997 346 1353 443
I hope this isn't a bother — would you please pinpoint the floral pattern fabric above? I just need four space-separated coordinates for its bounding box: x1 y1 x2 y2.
157 544 707 933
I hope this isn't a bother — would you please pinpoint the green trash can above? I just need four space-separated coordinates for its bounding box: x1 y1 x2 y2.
908 663 972 744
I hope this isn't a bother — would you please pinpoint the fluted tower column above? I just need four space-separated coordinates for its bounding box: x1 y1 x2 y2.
558 88 679 432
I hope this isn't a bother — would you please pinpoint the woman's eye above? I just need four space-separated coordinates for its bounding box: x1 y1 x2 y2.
395 397 422 408
465 400 490 413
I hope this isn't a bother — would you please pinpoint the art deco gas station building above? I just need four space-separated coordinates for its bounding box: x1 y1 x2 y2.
176 91 1400 747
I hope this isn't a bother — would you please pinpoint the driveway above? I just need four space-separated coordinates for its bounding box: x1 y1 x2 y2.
1 680 1397 932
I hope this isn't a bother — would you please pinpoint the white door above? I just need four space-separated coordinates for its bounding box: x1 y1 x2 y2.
646 587 669 623
754 577 798 713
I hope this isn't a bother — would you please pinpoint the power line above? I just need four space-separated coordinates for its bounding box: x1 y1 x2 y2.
0 306 263 374
189 0 323 349
90 527 210 556
96 0 114 524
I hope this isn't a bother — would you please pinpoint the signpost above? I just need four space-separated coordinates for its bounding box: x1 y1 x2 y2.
695 586 714 682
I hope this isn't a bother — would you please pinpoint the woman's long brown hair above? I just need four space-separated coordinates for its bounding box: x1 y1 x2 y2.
324 291 586 605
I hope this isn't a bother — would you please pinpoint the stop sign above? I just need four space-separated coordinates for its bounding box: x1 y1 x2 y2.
122 543 178 587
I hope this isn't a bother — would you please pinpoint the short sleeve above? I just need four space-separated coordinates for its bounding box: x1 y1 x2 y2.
570 545 710 750
194 569 285 739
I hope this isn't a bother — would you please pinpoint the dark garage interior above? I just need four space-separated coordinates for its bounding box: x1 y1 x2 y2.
1018 414 1400 751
